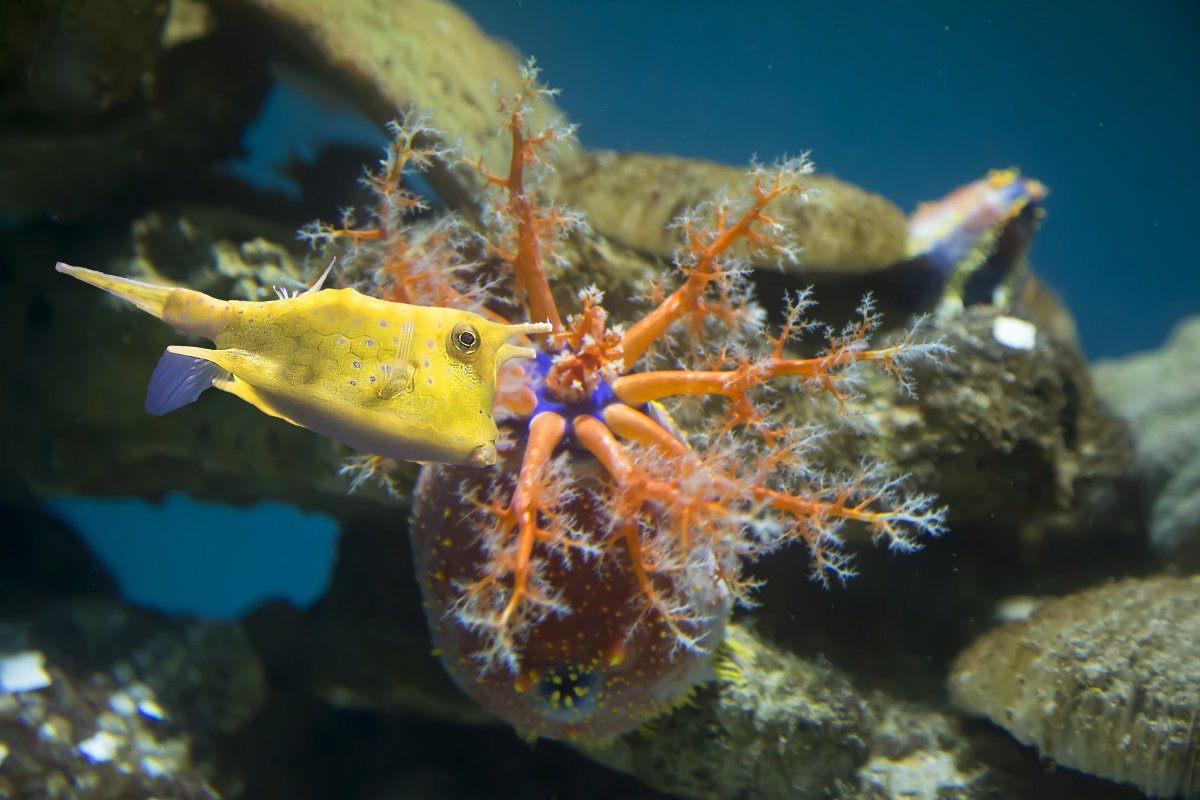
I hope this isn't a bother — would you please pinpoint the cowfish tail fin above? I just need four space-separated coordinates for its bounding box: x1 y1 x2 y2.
57 262 175 320
57 262 230 340
145 346 228 416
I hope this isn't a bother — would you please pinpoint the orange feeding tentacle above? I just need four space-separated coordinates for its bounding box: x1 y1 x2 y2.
612 340 909 407
506 125 563 334
573 414 638 485
472 67 571 337
500 411 567 628
573 415 681 508
601 403 689 458
574 415 726 649
612 369 746 405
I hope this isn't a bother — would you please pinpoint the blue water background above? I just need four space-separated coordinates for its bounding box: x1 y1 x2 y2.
65 0 1200 618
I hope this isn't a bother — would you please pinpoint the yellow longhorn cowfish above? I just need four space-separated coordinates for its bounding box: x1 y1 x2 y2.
56 262 550 468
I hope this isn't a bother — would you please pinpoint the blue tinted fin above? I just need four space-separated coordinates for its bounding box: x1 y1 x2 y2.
145 347 227 416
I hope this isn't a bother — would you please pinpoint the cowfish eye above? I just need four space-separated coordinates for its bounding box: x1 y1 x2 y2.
450 322 481 359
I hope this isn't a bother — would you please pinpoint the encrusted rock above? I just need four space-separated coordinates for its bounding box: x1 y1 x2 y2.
590 624 1110 800
0 599 267 799
949 575 1200 799
1093 315 1200 569
588 624 870 799
756 304 1135 537
877 305 1130 532
0 1 270 219
1151 456 1200 569
219 0 567 211
0 650 220 799
0 0 167 118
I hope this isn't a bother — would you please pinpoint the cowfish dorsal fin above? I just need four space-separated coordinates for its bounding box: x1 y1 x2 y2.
302 258 337 296
145 347 228 416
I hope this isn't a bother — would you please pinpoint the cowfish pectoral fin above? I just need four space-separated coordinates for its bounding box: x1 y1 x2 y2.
163 345 305 428
210 374 305 428
145 347 229 416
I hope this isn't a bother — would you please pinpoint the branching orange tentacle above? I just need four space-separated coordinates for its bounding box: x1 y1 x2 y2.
753 485 892 529
573 414 637 484
500 114 563 335
601 404 689 458
500 411 566 627
612 342 904 406
620 178 795 369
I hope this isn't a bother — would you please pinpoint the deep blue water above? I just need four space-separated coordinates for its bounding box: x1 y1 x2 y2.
66 0 1200 618
457 0 1200 361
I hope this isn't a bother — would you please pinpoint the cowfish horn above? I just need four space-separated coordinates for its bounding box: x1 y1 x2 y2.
495 320 553 365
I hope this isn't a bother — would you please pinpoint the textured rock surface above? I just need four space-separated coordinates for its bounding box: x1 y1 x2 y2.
0 0 168 118
0 651 220 799
588 624 870 798
0 0 270 220
1093 315 1200 569
0 599 266 799
220 0 568 213
949 575 1200 799
770 304 1135 536
549 150 910 273
589 624 1135 800
888 307 1130 533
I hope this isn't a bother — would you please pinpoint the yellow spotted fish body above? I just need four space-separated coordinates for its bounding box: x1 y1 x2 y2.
57 262 550 467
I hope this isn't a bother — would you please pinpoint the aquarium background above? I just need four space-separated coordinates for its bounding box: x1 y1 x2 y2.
45 1 1200 637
